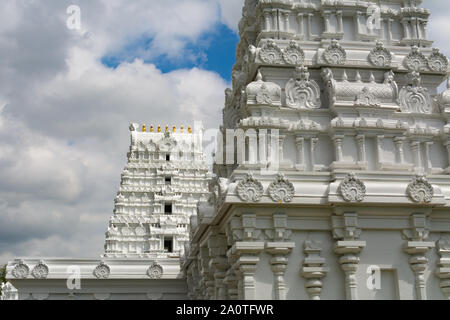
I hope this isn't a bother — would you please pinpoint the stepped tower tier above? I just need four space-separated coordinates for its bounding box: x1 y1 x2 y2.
103 124 211 259
184 0 450 300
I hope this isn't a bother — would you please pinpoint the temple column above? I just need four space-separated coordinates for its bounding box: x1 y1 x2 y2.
323 11 332 33
311 137 319 171
208 233 229 300
332 213 366 300
297 13 304 38
301 240 329 300
402 18 411 40
436 239 450 300
264 11 272 31
403 213 435 300
410 140 422 172
356 134 367 165
234 243 264 300
295 136 305 171
266 243 294 300
336 11 343 33
333 135 344 162
394 137 406 164
376 135 384 169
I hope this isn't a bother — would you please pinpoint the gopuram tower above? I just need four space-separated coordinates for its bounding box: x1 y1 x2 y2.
183 0 450 300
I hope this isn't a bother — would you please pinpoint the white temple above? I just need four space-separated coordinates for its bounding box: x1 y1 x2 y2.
3 0 450 300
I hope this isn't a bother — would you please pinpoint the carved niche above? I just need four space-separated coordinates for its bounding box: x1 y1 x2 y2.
368 41 393 67
268 174 295 203
323 40 347 65
282 40 305 65
285 66 321 109
338 173 366 203
245 70 281 106
427 48 449 73
407 175 434 204
236 173 264 202
399 72 432 114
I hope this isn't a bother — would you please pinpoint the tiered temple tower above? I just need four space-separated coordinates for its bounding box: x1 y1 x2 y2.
183 0 450 300
104 124 210 259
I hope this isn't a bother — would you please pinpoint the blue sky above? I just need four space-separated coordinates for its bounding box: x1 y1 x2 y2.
101 23 239 82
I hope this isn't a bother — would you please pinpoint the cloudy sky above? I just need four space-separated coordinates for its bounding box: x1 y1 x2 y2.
0 0 449 264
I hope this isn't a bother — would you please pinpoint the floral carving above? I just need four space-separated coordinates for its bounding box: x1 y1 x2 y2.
354 87 380 107
407 175 434 204
323 40 346 65
32 261 49 279
147 263 163 279
399 72 432 114
12 261 30 279
404 46 427 71
285 66 321 109
368 41 392 67
236 173 264 202
268 174 295 203
93 262 110 279
259 39 283 64
282 40 305 65
338 173 366 202
427 48 448 73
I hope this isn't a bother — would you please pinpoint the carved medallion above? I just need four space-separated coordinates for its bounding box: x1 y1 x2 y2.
93 262 110 279
368 41 392 67
282 40 305 65
259 40 283 64
399 72 432 114
236 173 264 202
427 48 449 73
12 261 30 279
285 66 321 109
338 173 366 202
32 261 49 279
404 46 427 71
323 40 346 65
407 175 434 204
147 263 163 279
268 174 295 203
354 87 380 107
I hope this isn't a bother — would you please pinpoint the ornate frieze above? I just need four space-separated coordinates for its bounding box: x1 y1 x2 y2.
268 173 295 203
285 66 321 109
407 175 434 204
368 41 393 67
338 173 366 203
236 174 264 202
322 40 347 65
354 87 380 107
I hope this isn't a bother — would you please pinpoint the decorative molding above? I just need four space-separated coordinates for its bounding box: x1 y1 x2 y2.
147 262 164 279
399 72 432 114
93 262 111 279
31 261 49 280
268 174 295 203
12 261 30 279
436 238 450 300
427 48 448 73
259 39 283 64
323 39 346 65
338 173 366 203
285 66 321 109
236 174 264 202
368 41 392 67
407 175 434 204
404 46 427 71
354 87 380 107
282 40 305 65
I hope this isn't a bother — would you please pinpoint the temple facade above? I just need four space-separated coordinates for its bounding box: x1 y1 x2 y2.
3 0 450 301
181 0 450 300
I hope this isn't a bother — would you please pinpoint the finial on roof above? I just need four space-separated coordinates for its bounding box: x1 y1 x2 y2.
150 125 154 133
158 125 161 133
142 125 146 132
256 69 263 82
